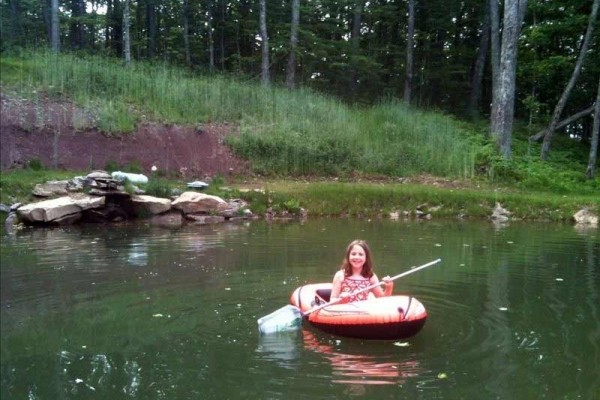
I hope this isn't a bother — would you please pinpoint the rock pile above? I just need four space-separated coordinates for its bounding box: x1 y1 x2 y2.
3 170 255 229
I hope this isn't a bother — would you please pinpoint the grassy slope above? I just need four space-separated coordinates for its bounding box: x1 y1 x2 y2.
0 51 598 220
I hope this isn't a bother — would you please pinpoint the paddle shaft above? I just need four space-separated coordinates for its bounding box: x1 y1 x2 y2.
302 258 441 317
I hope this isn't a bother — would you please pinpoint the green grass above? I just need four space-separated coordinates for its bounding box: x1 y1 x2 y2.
0 50 598 200
0 167 85 204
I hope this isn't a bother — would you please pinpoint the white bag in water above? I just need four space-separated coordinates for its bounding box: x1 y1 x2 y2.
111 171 149 184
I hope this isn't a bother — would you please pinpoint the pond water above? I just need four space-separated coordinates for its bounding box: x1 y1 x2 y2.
1 218 598 399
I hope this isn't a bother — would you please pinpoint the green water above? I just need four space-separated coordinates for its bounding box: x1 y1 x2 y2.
1 219 598 399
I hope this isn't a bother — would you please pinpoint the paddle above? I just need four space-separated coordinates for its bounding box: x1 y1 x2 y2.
257 258 441 334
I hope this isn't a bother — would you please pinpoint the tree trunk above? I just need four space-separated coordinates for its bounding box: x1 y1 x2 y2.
123 0 131 65
540 0 599 160
529 105 595 141
349 0 364 97
403 0 415 105
183 0 191 65
259 0 270 87
207 5 215 72
147 0 157 58
489 0 500 96
585 77 600 179
69 0 86 50
51 0 60 52
468 0 490 118
219 0 225 70
286 0 300 89
489 0 527 159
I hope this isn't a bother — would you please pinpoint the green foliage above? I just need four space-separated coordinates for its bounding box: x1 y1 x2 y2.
26 158 44 171
0 51 597 198
104 160 143 174
0 169 84 204
142 178 176 199
96 101 137 134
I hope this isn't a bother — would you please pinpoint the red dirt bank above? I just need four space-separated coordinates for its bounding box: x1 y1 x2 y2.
0 93 249 178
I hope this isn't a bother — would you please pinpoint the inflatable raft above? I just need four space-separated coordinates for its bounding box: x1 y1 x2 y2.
290 283 427 340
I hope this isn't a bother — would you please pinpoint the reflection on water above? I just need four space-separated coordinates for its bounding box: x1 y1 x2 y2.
1 219 599 399
301 329 422 385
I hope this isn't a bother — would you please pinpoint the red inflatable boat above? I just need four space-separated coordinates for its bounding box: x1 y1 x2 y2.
290 283 428 340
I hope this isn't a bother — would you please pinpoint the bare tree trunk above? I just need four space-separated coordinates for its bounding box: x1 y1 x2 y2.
123 0 131 66
207 5 215 72
183 0 191 65
468 0 490 118
349 0 364 97
220 0 225 70
585 77 600 179
529 105 595 141
489 0 500 94
69 0 86 50
147 0 157 58
489 0 527 159
403 0 415 104
286 0 300 89
259 0 270 87
540 0 599 160
51 0 60 52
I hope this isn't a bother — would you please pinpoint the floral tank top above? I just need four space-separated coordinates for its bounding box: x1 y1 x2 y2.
340 277 371 302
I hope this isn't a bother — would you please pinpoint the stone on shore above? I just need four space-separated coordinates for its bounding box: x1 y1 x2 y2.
573 208 598 225
16 194 105 224
171 192 228 214
131 195 172 216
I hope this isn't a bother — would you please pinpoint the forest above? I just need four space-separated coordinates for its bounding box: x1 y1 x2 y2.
0 0 599 180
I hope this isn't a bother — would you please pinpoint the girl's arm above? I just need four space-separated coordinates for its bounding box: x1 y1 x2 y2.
329 270 345 302
371 274 394 297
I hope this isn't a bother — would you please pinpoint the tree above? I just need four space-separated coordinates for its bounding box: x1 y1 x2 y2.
123 0 131 65
404 0 415 104
259 0 270 87
489 0 527 159
207 3 215 72
69 0 86 50
51 0 60 52
586 77 600 179
182 0 191 65
286 0 300 89
349 0 365 97
489 0 500 94
468 0 490 117
538 0 599 160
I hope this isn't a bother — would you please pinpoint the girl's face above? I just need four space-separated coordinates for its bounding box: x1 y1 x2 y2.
348 245 367 270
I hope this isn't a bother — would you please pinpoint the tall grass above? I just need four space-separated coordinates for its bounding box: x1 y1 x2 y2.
1 51 478 179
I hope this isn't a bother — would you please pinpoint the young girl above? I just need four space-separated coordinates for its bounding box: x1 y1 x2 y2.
329 239 393 303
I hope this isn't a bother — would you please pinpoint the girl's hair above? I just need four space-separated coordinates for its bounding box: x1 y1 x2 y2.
341 239 374 278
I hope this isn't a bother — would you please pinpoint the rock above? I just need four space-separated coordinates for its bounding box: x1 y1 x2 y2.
131 195 172 216
16 194 105 224
82 203 129 223
171 192 228 214
150 211 183 228
573 209 598 225
220 199 249 218
32 180 69 197
492 202 511 222
186 214 226 224
4 212 19 231
0 204 10 213
86 170 112 180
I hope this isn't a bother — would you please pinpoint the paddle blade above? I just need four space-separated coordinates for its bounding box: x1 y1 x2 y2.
257 305 303 335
